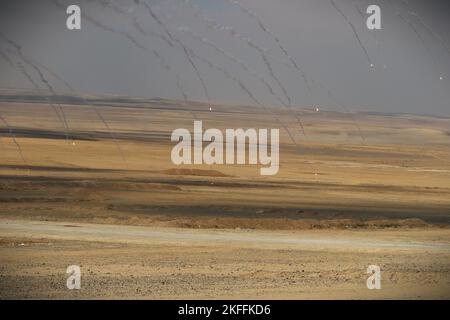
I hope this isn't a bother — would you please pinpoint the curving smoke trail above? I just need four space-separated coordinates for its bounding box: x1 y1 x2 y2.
30 57 76 92
52 0 159 67
57 1 201 124
5 49 65 125
93 0 197 119
23 53 128 142
0 47 69 141
76 98 128 163
354 0 382 62
169 0 307 137
137 0 212 104
175 74 188 102
102 1 174 47
0 113 28 165
0 51 29 161
158 13 306 136
8 2 131 162
3 46 128 162
95 1 176 52
11 46 127 162
164 20 299 143
409 13 450 57
170 24 279 101
386 0 440 77
50 0 364 144
187 48 298 145
178 0 370 141
54 0 199 122
310 77 366 144
260 54 366 143
0 49 41 90
99 0 301 140
223 0 313 95
401 15 439 71
186 0 367 143
180 0 294 108
0 32 71 141
36 68 128 162
186 29 306 135
390 0 449 82
330 0 373 68
393 0 450 57
259 47 292 108
131 16 175 47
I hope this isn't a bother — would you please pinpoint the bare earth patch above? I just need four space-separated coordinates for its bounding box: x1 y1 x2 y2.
1 97 449 299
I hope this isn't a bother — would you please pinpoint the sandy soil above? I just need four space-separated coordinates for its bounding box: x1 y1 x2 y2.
0 91 449 299
1 219 449 299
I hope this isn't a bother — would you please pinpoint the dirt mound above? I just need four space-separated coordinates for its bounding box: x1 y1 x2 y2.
163 168 229 177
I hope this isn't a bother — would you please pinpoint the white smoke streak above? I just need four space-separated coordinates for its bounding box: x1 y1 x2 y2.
330 0 373 68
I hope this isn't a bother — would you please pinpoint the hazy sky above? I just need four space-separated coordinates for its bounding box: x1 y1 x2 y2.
0 0 449 116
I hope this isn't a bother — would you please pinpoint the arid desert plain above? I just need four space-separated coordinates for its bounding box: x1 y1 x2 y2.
0 90 449 299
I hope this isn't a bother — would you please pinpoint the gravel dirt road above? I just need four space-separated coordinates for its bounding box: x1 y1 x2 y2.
1 219 449 299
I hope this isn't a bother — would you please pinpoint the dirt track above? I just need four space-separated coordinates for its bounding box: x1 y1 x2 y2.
1 219 449 299
1 219 449 250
